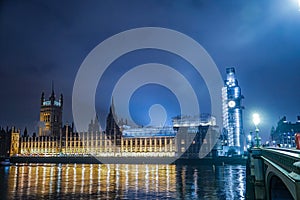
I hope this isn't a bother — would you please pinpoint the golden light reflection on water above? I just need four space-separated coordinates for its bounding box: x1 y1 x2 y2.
1 164 246 199
6 164 177 199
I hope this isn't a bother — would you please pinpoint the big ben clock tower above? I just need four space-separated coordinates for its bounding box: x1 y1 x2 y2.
222 67 244 154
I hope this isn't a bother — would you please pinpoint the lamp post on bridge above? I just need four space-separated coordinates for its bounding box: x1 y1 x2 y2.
247 131 253 149
253 113 261 147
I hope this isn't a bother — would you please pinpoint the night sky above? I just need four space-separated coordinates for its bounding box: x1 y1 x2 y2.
1 0 300 142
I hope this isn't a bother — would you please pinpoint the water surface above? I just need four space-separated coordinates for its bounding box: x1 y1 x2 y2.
0 163 245 199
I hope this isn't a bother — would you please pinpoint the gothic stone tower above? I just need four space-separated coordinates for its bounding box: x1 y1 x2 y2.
105 99 122 146
38 86 63 137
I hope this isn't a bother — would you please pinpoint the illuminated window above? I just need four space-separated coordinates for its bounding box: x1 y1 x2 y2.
181 147 185 152
181 139 185 145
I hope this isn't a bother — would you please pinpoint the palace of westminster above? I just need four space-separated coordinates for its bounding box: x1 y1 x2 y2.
0 86 220 159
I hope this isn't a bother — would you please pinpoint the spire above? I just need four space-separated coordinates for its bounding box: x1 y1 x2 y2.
59 93 63 108
41 92 45 105
51 80 55 97
110 97 115 116
24 127 28 137
225 67 237 87
50 81 55 104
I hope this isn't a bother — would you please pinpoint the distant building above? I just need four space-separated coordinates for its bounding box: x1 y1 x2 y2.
270 116 300 148
38 85 63 137
222 67 244 154
0 127 20 157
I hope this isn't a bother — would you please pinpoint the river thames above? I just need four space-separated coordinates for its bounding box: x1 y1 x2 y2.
0 164 246 199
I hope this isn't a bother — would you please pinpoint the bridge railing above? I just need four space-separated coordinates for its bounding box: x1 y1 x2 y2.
261 147 300 175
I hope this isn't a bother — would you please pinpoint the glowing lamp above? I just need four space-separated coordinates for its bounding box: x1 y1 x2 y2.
247 134 252 141
252 113 260 126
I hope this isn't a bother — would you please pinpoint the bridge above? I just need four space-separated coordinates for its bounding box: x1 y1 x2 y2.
249 147 300 200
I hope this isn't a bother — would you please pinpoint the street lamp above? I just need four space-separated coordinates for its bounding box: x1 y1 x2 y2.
248 131 254 148
252 113 261 147
247 132 253 149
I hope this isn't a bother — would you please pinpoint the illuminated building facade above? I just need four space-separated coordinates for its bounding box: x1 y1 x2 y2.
18 127 177 157
39 86 63 137
7 90 219 159
14 116 218 158
20 127 114 155
121 127 177 157
222 67 244 154
10 128 20 156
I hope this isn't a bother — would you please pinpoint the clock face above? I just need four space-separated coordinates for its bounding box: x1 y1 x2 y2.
228 100 236 108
